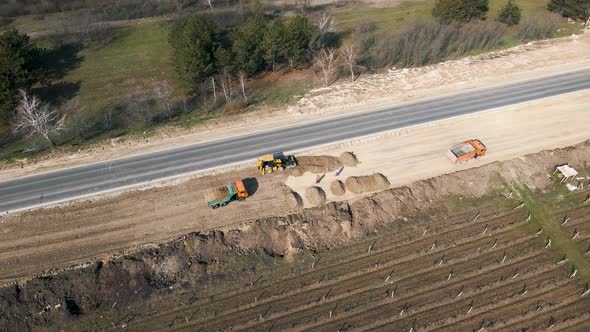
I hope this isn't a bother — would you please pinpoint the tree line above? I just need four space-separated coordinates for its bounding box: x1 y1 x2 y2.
169 7 332 102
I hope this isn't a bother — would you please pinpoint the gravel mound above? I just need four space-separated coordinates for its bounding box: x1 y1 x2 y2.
345 174 390 194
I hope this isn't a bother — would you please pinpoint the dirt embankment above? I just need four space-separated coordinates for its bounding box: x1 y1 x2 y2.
2 142 590 330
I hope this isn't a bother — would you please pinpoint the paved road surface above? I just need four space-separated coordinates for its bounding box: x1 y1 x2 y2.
1 69 589 212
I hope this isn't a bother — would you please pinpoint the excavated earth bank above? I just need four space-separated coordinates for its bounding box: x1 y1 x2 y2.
2 141 590 330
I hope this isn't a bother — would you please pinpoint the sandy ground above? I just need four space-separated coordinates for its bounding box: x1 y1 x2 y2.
1 32 589 180
286 91 590 206
0 90 589 285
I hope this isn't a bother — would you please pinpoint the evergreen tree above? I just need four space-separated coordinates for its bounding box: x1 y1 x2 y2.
548 0 590 20
432 0 490 23
169 16 219 90
0 29 43 122
231 7 268 75
262 19 287 71
284 15 317 67
497 0 522 26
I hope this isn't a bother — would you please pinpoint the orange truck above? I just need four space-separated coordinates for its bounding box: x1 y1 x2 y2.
206 180 249 209
447 139 486 163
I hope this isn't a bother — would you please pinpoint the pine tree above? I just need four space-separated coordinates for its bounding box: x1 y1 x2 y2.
548 0 590 20
432 0 490 23
285 15 318 67
262 19 287 71
0 29 43 122
169 16 219 91
497 0 522 26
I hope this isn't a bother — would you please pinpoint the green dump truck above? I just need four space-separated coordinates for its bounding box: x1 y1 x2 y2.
207 180 249 209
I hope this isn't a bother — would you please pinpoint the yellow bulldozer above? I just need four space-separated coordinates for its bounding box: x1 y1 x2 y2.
257 152 297 175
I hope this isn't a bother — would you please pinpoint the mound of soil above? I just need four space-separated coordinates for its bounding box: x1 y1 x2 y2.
285 191 303 209
338 152 358 167
292 155 342 175
345 174 390 194
306 186 327 206
330 180 346 196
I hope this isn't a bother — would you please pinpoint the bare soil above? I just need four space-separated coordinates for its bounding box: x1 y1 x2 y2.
3 140 590 330
0 92 589 287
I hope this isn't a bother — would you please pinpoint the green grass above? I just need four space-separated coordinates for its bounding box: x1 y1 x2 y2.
334 0 434 36
59 21 177 118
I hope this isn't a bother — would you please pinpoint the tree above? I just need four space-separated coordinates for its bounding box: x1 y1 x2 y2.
169 16 219 91
0 29 44 123
238 70 247 102
231 6 268 75
262 19 287 71
314 48 338 87
432 0 490 23
12 90 66 146
548 0 590 20
152 80 175 120
341 43 358 82
214 47 235 103
285 15 318 66
315 13 336 48
497 0 522 26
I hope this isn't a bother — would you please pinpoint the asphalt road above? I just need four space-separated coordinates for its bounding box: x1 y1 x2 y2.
1 69 590 212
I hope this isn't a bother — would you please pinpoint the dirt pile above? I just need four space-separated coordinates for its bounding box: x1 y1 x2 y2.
3 141 590 330
330 180 346 196
338 152 358 167
205 186 229 202
345 173 390 194
292 155 342 175
285 191 303 209
306 186 327 206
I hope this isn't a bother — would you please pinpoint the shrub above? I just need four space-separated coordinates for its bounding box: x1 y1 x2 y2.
497 0 522 26
518 13 560 41
370 20 506 68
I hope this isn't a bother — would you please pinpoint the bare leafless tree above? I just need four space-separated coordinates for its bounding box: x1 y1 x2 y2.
175 0 187 12
65 99 89 138
238 71 247 102
316 13 336 47
341 43 358 82
152 79 174 119
103 106 114 131
219 70 233 103
317 13 335 36
203 0 214 9
12 90 67 146
210 76 217 102
314 48 339 87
